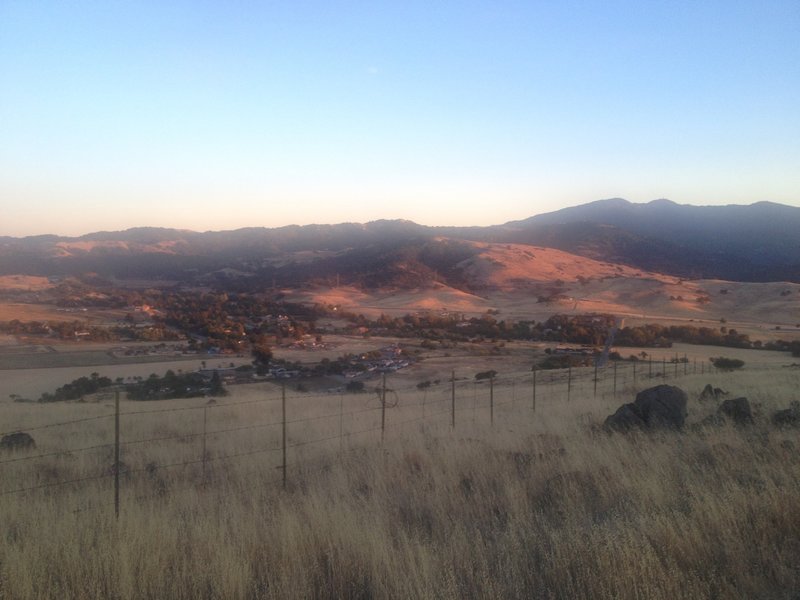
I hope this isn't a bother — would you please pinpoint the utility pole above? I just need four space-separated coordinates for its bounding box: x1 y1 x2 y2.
282 383 287 490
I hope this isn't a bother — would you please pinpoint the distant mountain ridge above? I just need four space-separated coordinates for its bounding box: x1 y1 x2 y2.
1 199 798 285
515 198 800 263
500 198 800 280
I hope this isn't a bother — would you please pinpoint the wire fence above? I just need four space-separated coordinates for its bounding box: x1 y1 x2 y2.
0 356 754 515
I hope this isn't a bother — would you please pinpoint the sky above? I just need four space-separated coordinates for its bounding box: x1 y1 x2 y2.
1 1 798 237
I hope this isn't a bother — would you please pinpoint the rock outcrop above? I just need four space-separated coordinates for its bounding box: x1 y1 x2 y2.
718 397 753 426
772 401 800 428
604 385 688 432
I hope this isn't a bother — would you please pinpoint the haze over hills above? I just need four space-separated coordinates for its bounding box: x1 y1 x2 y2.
1 199 799 286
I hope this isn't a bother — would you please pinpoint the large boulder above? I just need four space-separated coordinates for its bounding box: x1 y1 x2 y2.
0 432 36 451
605 385 688 432
718 397 753 426
634 385 689 429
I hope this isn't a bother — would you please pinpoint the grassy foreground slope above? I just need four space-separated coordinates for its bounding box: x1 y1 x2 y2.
1 367 799 599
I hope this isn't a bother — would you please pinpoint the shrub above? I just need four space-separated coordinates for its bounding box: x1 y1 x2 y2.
710 357 745 371
345 381 365 393
539 355 591 370
475 370 497 380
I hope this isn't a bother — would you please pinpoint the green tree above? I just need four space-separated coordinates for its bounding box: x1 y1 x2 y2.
251 337 273 375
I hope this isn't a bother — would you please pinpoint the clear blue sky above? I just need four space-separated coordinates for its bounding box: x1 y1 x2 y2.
1 1 798 236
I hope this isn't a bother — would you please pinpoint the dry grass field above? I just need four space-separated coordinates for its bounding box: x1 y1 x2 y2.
0 302 129 329
1 361 798 599
0 275 54 292
288 277 800 341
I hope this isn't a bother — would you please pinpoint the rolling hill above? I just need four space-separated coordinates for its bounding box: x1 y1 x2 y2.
1 199 798 285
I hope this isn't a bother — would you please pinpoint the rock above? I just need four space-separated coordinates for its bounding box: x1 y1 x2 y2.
604 403 646 431
699 384 728 402
634 385 688 429
0 432 36 451
772 401 800 428
718 397 753 426
604 385 688 431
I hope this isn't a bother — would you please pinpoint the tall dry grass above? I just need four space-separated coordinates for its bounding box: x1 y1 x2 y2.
1 364 799 599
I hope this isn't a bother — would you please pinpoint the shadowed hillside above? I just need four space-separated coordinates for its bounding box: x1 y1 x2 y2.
1 200 798 284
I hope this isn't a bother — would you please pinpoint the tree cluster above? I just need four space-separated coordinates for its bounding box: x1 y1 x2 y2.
616 324 752 349
39 372 114 402
125 369 227 401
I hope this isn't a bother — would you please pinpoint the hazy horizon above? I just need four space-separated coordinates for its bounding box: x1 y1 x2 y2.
1 197 797 239
2 2 798 237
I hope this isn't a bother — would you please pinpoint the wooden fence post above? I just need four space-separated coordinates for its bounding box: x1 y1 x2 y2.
567 366 572 402
489 374 494 426
202 405 208 482
114 390 120 519
451 370 455 429
339 392 344 457
282 383 287 490
381 373 387 443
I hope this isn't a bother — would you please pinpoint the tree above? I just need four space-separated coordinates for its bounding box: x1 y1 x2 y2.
209 371 225 395
251 335 273 375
